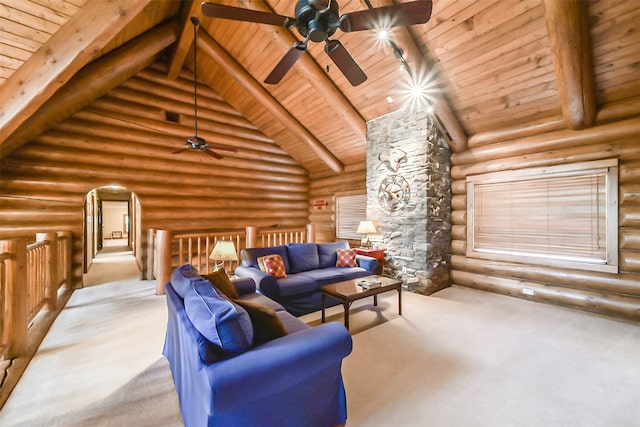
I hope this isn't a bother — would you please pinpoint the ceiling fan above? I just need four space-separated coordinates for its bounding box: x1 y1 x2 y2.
172 16 238 159
201 0 433 86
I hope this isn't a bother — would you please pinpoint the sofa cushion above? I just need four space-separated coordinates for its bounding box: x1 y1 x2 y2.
261 254 287 278
318 241 349 268
234 299 288 345
331 266 371 280
171 264 204 299
336 248 358 267
203 269 239 299
287 243 320 273
184 279 253 362
277 274 318 297
276 311 310 334
241 246 290 272
299 269 345 286
236 292 285 312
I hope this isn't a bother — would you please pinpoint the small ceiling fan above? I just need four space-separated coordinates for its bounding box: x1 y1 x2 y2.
173 16 238 159
201 0 433 86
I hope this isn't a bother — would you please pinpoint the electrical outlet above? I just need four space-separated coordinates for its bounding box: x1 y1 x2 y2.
522 288 535 296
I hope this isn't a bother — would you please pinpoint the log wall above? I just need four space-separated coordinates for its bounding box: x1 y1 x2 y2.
0 63 309 287
309 163 367 244
450 118 640 320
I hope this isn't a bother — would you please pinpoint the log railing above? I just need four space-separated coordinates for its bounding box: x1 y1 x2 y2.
0 232 72 360
153 224 316 294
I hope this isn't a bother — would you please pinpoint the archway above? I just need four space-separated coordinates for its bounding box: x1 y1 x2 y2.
83 186 143 285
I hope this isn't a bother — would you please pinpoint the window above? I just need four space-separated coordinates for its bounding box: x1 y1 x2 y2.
336 193 367 240
466 159 618 273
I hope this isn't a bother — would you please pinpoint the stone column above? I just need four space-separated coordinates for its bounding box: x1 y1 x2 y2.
366 107 452 294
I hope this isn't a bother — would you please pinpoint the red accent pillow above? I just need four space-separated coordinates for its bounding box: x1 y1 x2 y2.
261 254 287 278
336 248 357 267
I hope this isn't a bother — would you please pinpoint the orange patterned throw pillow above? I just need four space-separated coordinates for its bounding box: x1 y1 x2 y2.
336 248 357 267
261 254 287 278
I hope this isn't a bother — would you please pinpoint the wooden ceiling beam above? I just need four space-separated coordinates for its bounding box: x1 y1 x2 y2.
1 22 179 158
0 0 153 145
197 30 345 174
167 0 203 80
542 0 596 130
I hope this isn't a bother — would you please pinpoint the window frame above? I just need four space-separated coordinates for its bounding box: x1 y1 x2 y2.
466 159 618 273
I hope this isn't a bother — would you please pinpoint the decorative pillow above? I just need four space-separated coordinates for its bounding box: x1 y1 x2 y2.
184 279 253 362
256 256 269 272
203 268 239 300
336 248 358 267
261 254 287 278
318 241 349 268
234 299 288 345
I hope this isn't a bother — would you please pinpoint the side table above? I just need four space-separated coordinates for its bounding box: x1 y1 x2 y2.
355 248 385 275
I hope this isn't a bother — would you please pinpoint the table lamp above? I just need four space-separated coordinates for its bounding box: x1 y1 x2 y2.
209 240 238 274
356 220 377 249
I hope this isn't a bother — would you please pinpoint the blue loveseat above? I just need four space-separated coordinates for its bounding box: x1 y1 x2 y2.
235 241 378 316
163 264 353 427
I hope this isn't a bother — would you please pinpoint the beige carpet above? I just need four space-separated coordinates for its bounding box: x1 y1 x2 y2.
1 246 638 426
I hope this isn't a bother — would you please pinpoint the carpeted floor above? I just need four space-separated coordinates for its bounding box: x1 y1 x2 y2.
1 246 638 426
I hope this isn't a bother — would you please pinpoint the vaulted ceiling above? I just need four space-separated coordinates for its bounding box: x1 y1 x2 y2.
1 0 639 176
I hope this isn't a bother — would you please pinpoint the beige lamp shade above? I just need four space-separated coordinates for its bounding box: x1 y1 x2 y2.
209 240 238 262
356 221 377 234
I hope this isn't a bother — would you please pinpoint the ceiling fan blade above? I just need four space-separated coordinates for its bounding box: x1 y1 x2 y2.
201 2 295 28
325 40 367 86
203 148 224 159
172 147 191 155
264 42 307 84
208 143 238 152
339 0 432 33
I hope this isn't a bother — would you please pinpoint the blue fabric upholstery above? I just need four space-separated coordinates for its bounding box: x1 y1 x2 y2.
241 245 290 272
163 272 352 427
236 242 378 316
318 241 349 268
183 275 253 363
171 264 204 298
286 243 320 273
236 292 285 312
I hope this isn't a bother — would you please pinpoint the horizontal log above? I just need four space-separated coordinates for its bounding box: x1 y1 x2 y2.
143 208 310 221
451 255 640 297
451 210 467 225
148 218 308 232
468 118 566 147
451 239 466 255
620 251 640 274
452 140 639 179
621 207 640 227
621 184 640 205
596 96 640 125
141 66 224 102
451 270 640 320
621 229 640 250
141 198 309 211
452 225 466 241
621 161 640 183
452 180 466 195
451 195 466 211
452 117 640 166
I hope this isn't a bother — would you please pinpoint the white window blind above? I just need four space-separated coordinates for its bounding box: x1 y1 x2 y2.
336 194 367 240
467 159 618 273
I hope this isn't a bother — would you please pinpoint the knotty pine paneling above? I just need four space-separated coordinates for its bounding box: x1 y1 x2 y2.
0 63 310 287
450 122 640 320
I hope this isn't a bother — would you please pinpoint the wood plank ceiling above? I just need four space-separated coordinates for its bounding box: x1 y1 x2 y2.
1 0 639 176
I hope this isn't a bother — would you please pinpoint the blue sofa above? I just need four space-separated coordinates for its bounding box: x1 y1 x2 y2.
163 264 353 427
235 241 378 316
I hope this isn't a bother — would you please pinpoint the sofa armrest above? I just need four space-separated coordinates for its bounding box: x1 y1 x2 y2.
206 322 352 412
356 254 378 273
230 276 256 296
234 266 279 297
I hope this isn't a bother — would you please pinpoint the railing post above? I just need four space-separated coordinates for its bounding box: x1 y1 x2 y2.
246 227 257 248
57 231 72 290
1 239 28 358
36 232 58 310
156 229 172 295
307 223 316 243
146 228 155 281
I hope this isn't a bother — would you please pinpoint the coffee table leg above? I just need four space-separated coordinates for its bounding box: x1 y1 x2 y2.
373 294 378 306
343 302 350 330
321 293 326 323
398 286 402 315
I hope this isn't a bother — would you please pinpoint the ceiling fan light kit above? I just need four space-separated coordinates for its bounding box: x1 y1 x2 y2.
201 0 433 86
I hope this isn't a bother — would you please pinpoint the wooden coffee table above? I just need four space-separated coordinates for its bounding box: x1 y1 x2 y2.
320 275 402 330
